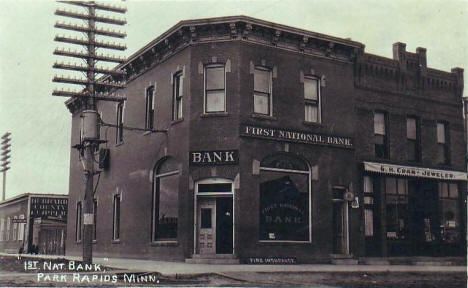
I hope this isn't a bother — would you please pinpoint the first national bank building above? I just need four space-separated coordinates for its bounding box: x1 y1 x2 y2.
65 16 466 263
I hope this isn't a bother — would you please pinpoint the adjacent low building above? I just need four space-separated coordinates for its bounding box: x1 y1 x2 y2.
65 16 466 263
0 194 68 255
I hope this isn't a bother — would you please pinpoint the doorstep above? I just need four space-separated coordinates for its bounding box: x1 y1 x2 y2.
185 254 240 264
329 254 358 265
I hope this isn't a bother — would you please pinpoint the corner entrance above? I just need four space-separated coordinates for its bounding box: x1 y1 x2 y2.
194 178 234 256
197 197 233 254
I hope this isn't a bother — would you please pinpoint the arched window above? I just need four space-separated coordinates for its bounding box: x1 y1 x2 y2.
153 158 180 241
259 153 311 242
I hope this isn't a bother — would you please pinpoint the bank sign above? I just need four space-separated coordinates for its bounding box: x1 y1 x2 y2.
364 162 467 181
240 124 353 149
190 150 239 165
30 197 68 221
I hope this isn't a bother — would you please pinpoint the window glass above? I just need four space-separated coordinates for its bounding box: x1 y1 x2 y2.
436 145 446 165
261 154 309 171
145 86 154 130
364 209 374 236
206 91 225 112
154 173 179 240
259 171 309 241
437 123 446 143
206 66 224 90
254 69 270 93
157 158 179 175
304 78 318 100
363 176 373 193
18 215 25 241
113 195 120 240
439 182 449 198
407 118 416 140
200 209 212 229
374 112 385 135
173 72 183 120
116 103 124 143
407 141 417 161
385 177 397 194
198 183 232 193
76 202 82 241
305 104 318 123
449 183 459 199
397 179 407 195
93 199 97 240
254 93 269 114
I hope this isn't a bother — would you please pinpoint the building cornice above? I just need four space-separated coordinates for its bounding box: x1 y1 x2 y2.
0 193 68 207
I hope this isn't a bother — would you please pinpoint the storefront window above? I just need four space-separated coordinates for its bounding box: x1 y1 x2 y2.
385 177 408 240
438 182 460 244
153 158 179 241
259 154 310 242
363 176 374 237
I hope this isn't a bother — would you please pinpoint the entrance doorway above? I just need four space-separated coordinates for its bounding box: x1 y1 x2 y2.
332 188 349 255
195 178 234 256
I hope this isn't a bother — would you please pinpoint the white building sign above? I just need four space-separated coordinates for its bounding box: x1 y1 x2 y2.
363 162 467 181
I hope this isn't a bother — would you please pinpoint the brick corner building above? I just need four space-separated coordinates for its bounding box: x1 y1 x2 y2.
65 16 466 263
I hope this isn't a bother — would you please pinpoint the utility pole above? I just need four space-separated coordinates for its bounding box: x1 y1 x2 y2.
53 1 127 264
1 132 11 201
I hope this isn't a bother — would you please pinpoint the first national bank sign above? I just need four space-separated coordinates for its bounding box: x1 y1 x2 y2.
240 124 353 149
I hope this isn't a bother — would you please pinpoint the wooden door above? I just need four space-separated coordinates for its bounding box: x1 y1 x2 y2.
198 199 216 255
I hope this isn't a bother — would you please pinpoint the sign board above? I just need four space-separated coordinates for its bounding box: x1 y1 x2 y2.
240 124 353 149
244 257 297 264
12 218 27 223
30 197 68 220
363 162 467 181
189 150 238 165
83 213 94 225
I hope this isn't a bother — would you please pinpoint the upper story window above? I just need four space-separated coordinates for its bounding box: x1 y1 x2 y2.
76 202 82 242
253 67 272 115
172 71 183 120
93 199 97 241
116 102 124 144
374 112 388 159
113 194 121 240
406 117 420 162
0 218 4 241
145 86 155 130
205 64 226 113
436 122 450 165
304 76 321 123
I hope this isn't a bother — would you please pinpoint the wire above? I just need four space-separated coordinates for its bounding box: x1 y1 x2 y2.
93 172 101 196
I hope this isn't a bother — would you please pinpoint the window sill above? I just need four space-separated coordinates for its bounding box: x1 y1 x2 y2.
151 240 179 247
111 239 120 244
201 112 229 118
115 142 124 147
303 121 324 127
171 118 184 126
251 114 277 121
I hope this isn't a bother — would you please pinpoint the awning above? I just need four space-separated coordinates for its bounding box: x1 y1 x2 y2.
363 161 467 181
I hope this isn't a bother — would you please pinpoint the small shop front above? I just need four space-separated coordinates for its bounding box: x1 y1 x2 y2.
362 162 466 257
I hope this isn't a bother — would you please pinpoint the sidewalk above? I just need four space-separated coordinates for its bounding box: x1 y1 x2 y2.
2 253 466 276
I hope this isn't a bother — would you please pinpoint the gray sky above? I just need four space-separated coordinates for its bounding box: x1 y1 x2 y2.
0 0 467 199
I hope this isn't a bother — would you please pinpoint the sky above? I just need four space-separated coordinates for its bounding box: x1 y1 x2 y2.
0 0 467 200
